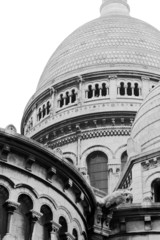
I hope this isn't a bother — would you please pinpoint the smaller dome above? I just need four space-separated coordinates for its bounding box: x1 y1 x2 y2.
130 84 160 154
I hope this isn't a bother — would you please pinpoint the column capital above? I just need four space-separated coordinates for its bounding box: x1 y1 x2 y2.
4 200 20 214
28 209 42 222
50 221 61 233
66 232 75 240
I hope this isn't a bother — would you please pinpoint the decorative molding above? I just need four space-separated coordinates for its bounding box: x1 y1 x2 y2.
64 178 73 191
47 167 56 182
50 128 131 148
26 155 35 171
141 157 160 171
1 144 10 161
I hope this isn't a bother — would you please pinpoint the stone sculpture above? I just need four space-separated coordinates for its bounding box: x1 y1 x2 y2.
97 189 133 209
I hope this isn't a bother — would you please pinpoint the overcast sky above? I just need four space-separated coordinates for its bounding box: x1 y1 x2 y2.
0 0 160 133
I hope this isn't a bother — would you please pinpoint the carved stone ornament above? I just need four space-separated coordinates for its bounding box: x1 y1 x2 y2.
97 189 133 209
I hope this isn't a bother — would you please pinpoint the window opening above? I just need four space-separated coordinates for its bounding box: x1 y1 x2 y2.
120 82 125 96
134 83 139 96
71 89 76 103
95 84 100 97
127 82 132 96
42 104 46 117
66 92 70 105
46 101 51 115
102 83 107 96
60 94 64 108
88 85 93 99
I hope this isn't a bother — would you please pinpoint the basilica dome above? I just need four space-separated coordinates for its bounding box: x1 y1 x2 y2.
131 83 160 153
36 0 160 94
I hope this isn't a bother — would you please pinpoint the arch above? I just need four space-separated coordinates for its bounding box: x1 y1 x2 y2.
60 93 64 108
71 89 77 103
120 82 125 96
145 172 160 196
0 175 15 189
15 183 39 199
73 228 78 240
59 216 68 238
58 206 72 222
63 152 77 165
46 101 51 114
66 91 70 105
39 195 58 210
95 84 100 97
134 82 139 96
72 218 82 235
102 83 107 96
127 82 132 96
121 151 128 172
81 145 113 167
35 204 53 240
0 185 9 238
87 151 108 192
12 194 33 240
151 178 160 202
88 85 93 99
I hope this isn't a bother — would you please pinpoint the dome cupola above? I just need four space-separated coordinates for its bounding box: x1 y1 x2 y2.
129 83 160 156
100 0 130 16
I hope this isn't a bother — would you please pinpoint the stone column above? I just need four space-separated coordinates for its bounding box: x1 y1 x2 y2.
27 210 42 240
50 87 57 116
3 201 20 240
76 124 81 166
31 104 37 127
49 221 61 240
65 232 75 240
124 82 127 96
109 75 117 100
78 75 84 105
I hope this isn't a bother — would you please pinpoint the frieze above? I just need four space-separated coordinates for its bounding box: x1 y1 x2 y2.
49 128 131 148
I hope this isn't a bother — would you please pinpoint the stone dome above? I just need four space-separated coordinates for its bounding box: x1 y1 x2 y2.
36 1 160 94
131 83 160 153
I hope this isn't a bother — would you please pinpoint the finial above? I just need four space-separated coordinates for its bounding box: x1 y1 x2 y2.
100 0 130 17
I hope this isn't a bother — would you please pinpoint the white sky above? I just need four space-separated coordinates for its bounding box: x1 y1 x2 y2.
0 0 160 133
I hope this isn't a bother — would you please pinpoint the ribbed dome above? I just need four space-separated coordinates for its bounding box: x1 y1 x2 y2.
37 14 160 92
131 84 160 153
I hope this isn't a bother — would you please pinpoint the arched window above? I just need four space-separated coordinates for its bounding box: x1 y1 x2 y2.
66 92 70 105
60 94 64 108
152 179 160 202
134 83 139 96
35 205 53 240
42 104 46 117
102 83 107 96
95 84 100 97
66 158 73 165
71 89 76 103
59 216 68 239
121 151 128 172
38 108 42 121
46 101 51 115
127 82 132 96
73 229 78 240
87 151 108 193
88 85 93 99
12 194 33 240
120 82 125 96
0 186 9 238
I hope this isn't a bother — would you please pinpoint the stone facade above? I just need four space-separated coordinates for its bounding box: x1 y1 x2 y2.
1 0 160 239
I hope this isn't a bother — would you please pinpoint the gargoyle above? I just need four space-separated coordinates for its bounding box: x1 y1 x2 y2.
97 189 133 209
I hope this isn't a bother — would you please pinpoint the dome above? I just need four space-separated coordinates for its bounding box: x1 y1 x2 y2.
36 1 160 94
131 83 160 153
